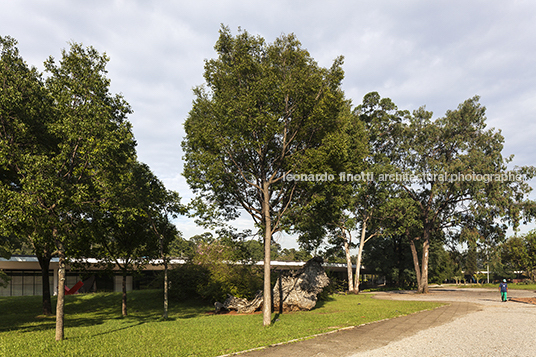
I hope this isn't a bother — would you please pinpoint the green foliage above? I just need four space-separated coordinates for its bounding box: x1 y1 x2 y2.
501 230 536 281
428 240 457 284
183 26 350 324
169 239 264 302
287 103 368 251
88 162 171 269
0 35 54 254
1 37 138 257
0 36 182 333
0 235 13 287
278 247 313 262
362 234 417 289
317 270 347 299
168 263 210 301
387 96 536 292
183 25 347 231
168 234 199 259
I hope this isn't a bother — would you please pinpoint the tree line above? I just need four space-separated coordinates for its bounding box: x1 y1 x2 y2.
182 26 536 326
2 25 536 338
0 36 182 340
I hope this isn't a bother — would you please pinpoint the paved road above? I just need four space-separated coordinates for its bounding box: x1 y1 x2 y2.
233 288 536 357
351 288 536 357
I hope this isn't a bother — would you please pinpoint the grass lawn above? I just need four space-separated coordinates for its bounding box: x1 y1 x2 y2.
0 290 442 357
455 283 536 290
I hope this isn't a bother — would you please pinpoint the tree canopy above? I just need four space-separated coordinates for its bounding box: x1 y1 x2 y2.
393 96 535 292
182 26 351 325
0 37 176 340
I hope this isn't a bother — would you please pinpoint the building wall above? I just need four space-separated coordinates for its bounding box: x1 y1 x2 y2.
1 270 54 297
113 276 133 292
1 256 352 297
0 270 132 297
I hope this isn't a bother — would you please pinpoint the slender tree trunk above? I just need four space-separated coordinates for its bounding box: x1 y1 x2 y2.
55 242 66 341
262 181 272 327
122 271 127 317
343 237 354 292
163 259 168 319
37 252 53 315
159 231 169 319
354 224 367 293
409 238 422 291
396 235 404 287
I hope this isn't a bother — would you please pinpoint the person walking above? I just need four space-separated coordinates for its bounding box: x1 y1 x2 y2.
499 279 508 302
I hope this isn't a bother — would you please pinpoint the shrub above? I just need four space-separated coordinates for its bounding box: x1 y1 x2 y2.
168 263 210 301
168 241 263 303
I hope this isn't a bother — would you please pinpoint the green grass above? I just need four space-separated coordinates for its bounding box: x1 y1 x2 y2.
0 290 442 357
454 282 536 290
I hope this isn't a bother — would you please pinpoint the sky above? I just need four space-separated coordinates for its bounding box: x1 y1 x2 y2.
2 0 536 248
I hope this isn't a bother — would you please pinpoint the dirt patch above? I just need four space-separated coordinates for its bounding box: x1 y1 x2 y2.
510 297 536 305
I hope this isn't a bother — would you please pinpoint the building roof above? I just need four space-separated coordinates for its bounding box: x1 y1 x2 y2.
1 255 357 272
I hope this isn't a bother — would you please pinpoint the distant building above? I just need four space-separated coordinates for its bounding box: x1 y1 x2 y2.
0 255 356 297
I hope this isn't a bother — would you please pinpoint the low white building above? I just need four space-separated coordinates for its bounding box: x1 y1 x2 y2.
0 256 185 297
0 255 352 297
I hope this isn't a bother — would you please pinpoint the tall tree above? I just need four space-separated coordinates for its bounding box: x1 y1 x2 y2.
350 92 410 292
1 40 136 340
89 161 178 317
501 230 536 281
182 26 347 326
288 103 367 292
396 97 535 293
0 36 58 314
46 43 135 340
150 193 183 320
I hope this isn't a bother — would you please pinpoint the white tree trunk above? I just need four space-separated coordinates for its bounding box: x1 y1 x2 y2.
354 223 367 293
262 181 272 326
344 237 354 292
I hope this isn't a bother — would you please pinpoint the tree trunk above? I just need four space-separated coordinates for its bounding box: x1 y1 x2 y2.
163 259 168 319
37 252 53 315
343 237 354 292
262 181 272 326
420 228 430 293
122 271 127 317
354 224 367 293
55 245 66 341
409 238 422 291
409 230 430 294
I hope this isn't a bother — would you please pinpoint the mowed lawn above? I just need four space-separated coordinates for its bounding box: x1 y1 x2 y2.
456 283 536 290
0 290 442 357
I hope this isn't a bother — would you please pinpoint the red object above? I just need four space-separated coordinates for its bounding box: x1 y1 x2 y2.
64 281 84 295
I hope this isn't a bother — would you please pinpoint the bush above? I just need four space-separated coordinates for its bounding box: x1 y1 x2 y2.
168 263 210 301
316 271 345 300
198 263 263 302
168 241 263 303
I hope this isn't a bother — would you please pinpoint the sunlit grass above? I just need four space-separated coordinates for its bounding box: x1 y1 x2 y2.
456 282 536 290
0 290 443 357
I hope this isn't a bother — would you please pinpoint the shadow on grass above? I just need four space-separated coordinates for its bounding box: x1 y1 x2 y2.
264 294 336 323
0 290 211 334
82 319 146 338
314 295 336 309
271 312 281 324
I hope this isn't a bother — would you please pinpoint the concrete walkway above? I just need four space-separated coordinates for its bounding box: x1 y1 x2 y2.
234 288 536 357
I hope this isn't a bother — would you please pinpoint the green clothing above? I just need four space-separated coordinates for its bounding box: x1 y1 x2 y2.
501 291 507 301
